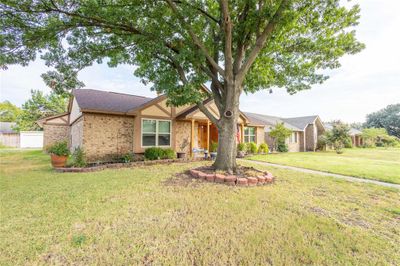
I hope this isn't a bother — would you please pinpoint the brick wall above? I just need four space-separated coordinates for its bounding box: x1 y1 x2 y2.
256 127 265 146
82 113 135 162
43 124 69 148
287 132 301 152
175 121 191 154
265 132 275 151
305 124 315 151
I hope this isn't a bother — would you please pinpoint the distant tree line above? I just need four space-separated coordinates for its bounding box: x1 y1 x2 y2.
0 90 68 131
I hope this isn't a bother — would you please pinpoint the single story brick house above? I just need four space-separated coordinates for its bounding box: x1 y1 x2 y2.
39 88 332 161
38 88 260 162
244 112 326 152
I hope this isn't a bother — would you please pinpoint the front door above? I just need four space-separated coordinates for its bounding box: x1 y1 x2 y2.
197 123 208 149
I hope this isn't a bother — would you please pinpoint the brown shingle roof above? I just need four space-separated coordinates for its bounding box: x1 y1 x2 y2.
244 112 303 131
73 89 154 114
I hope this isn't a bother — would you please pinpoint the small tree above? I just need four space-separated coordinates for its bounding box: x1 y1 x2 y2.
325 121 351 154
269 123 292 152
14 90 68 131
0 101 21 122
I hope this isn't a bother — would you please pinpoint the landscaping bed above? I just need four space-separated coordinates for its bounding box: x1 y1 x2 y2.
55 157 205 173
189 166 275 186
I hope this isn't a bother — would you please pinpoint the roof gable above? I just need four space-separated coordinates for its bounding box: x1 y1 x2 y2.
244 112 302 131
282 116 319 130
73 89 154 114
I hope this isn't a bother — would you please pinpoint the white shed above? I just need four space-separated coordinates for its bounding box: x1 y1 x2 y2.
20 131 44 148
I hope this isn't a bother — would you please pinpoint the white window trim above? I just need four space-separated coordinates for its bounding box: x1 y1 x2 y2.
141 118 172 148
244 127 256 143
289 132 297 144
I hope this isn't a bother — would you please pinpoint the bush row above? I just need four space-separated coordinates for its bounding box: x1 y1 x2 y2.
237 142 269 154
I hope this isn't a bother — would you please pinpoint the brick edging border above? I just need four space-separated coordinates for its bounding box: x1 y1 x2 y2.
54 158 206 173
189 169 275 187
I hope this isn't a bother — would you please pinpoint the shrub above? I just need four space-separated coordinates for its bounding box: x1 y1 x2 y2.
379 134 399 147
237 142 246 152
46 141 69 156
258 143 269 154
277 140 288 152
144 147 176 160
144 147 164 160
71 147 86 167
121 153 134 163
246 142 258 154
317 135 328 151
210 141 218 152
344 137 353 148
162 148 176 159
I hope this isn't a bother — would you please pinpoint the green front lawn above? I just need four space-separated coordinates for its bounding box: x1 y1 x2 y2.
1 150 399 265
249 148 400 184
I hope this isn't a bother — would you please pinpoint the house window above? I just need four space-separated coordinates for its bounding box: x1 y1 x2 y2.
289 132 297 143
142 119 171 147
244 127 256 143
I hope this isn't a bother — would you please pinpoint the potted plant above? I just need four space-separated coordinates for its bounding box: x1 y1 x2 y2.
177 138 189 159
47 141 70 168
237 142 246 158
210 141 218 160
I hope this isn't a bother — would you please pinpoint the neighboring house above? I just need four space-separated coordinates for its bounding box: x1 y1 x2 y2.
324 123 364 147
244 112 325 152
39 88 253 162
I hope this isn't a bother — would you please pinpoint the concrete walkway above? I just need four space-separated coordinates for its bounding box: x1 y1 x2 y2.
239 159 400 189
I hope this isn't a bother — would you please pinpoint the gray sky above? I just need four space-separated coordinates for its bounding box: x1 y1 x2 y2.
1 0 399 123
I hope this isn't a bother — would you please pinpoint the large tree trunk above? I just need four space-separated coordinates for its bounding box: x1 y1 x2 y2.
213 82 241 173
213 116 238 173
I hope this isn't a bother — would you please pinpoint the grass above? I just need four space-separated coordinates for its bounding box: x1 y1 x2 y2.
249 148 400 184
1 150 399 265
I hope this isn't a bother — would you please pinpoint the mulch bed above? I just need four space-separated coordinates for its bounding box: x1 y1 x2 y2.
189 166 275 187
54 157 206 173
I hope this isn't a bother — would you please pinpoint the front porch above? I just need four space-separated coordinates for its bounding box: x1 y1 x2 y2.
178 119 246 157
174 100 249 157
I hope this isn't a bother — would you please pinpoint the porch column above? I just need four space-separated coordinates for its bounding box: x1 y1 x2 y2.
190 119 195 157
206 121 210 151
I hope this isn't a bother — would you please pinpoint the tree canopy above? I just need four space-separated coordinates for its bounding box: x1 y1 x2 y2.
0 0 364 170
1 1 364 106
364 104 400 138
14 90 68 131
0 100 21 122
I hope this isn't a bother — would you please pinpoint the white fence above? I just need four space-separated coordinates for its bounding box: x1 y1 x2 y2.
20 131 43 148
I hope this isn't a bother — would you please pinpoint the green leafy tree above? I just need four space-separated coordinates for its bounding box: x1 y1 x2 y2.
325 121 350 154
269 123 292 152
361 127 399 147
14 90 68 131
364 104 400 138
0 100 21 122
0 0 364 171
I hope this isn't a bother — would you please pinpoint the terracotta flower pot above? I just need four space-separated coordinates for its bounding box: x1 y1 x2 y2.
177 152 186 159
50 154 68 168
